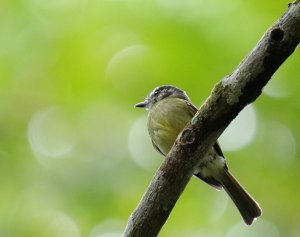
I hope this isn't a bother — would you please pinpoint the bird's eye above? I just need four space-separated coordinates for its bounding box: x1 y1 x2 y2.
154 91 159 95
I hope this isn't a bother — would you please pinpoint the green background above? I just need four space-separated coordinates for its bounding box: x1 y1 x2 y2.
1 0 299 236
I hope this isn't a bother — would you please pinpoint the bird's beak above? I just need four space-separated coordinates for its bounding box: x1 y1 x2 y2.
135 101 147 108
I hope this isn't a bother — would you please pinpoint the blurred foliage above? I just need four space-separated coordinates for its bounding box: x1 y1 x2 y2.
0 0 299 236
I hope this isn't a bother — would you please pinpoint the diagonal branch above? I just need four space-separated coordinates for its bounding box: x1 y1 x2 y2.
124 2 300 237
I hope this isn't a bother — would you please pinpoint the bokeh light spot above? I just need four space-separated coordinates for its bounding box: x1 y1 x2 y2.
263 75 290 98
106 44 162 90
90 233 122 237
45 211 81 237
89 219 125 237
219 105 257 151
291 229 300 237
211 191 229 222
106 44 147 82
225 219 280 237
190 229 221 237
78 101 130 167
28 107 75 163
266 121 296 167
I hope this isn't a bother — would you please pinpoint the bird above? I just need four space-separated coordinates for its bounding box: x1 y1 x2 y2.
135 85 262 225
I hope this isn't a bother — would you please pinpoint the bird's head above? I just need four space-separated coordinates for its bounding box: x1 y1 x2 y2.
135 85 189 109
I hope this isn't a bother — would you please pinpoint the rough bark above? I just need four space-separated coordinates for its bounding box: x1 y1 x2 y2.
124 2 300 237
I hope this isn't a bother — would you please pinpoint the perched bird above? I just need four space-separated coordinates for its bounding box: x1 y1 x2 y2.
135 85 261 225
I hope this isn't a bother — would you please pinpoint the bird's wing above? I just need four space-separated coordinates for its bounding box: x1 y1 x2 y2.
185 101 198 116
213 141 225 158
151 140 166 156
186 101 226 158
186 100 226 189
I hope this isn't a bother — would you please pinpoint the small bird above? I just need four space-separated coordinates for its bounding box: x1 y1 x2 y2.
135 85 261 225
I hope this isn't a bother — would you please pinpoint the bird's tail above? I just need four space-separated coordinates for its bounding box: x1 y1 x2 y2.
218 169 262 225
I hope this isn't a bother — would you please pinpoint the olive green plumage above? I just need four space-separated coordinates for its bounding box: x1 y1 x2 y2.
135 85 262 225
148 97 195 156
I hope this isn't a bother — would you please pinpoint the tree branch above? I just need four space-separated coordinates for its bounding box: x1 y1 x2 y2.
124 2 300 237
